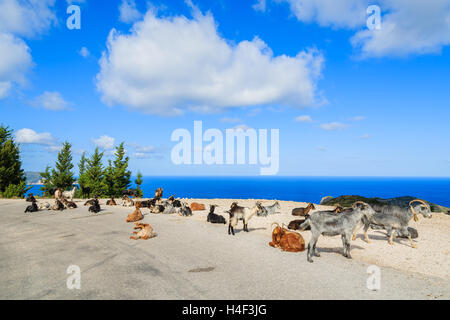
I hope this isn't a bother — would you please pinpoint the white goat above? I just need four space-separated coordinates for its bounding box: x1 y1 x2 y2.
62 186 77 201
257 201 281 216
227 202 263 235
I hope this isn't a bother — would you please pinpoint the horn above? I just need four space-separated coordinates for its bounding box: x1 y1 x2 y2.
409 199 429 222
352 201 367 209
271 222 280 230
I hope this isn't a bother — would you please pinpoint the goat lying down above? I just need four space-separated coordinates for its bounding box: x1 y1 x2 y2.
269 223 305 252
297 201 376 262
130 222 157 240
207 205 226 224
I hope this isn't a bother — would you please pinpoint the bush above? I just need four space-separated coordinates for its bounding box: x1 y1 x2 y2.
0 181 31 198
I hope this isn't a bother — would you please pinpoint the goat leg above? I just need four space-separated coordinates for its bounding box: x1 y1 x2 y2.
408 235 417 248
389 231 395 245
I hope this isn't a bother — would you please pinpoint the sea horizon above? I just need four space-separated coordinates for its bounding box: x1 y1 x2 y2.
26 176 450 207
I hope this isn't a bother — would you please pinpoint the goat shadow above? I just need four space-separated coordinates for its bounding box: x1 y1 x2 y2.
354 231 417 247
231 227 266 234
316 244 365 256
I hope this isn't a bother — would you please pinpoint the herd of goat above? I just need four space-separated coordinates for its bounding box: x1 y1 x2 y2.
23 187 433 262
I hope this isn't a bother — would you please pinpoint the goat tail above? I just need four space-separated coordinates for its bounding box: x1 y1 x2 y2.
297 219 310 231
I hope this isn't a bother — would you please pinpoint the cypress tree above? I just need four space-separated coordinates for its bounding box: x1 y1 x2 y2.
103 160 115 197
85 147 106 197
52 141 75 190
135 171 144 198
77 152 89 197
0 125 29 197
112 142 131 197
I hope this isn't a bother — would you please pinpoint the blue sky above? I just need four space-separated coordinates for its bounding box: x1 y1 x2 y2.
0 0 449 177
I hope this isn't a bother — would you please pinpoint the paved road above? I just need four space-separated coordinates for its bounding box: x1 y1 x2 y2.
0 199 448 299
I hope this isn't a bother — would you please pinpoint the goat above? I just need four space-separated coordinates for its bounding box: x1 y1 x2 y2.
84 197 97 206
52 199 65 211
288 214 311 231
122 189 138 197
38 202 51 210
130 222 157 240
25 201 38 213
53 188 63 200
61 198 77 209
62 186 77 201
88 199 101 213
358 199 432 248
106 197 116 206
155 187 163 198
333 205 344 213
269 223 305 252
168 195 182 207
180 202 192 216
227 202 263 235
150 204 165 214
292 203 315 216
207 205 226 224
126 202 143 222
297 201 376 262
190 202 206 211
26 193 36 202
122 195 134 207
258 201 280 216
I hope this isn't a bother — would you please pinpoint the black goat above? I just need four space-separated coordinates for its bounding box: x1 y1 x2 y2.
26 193 36 202
207 205 226 224
25 201 38 213
168 195 182 207
88 199 101 213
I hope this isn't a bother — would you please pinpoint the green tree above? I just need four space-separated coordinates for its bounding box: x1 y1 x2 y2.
52 141 75 190
112 142 131 197
0 125 29 198
39 165 54 197
103 160 115 197
85 147 106 196
135 171 144 198
77 152 89 198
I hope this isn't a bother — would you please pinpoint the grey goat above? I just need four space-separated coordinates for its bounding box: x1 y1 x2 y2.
357 199 431 248
256 201 280 216
298 201 376 263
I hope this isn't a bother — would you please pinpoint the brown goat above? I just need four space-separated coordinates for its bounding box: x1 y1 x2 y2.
269 223 305 252
190 202 206 211
288 215 311 230
126 202 143 222
130 222 157 240
155 187 163 198
292 203 315 216
106 198 116 206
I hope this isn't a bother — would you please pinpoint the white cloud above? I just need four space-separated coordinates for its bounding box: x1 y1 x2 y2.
132 152 150 159
351 0 450 57
92 135 115 150
277 0 450 57
0 0 57 38
360 134 371 139
295 115 313 122
234 124 252 131
279 0 366 29
119 0 142 23
79 46 90 58
0 32 33 99
96 8 325 115
45 145 62 153
16 128 55 145
253 0 267 12
135 145 155 153
33 91 70 111
351 115 366 121
320 122 347 131
316 146 327 151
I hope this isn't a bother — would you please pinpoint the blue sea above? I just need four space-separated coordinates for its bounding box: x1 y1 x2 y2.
26 176 450 207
